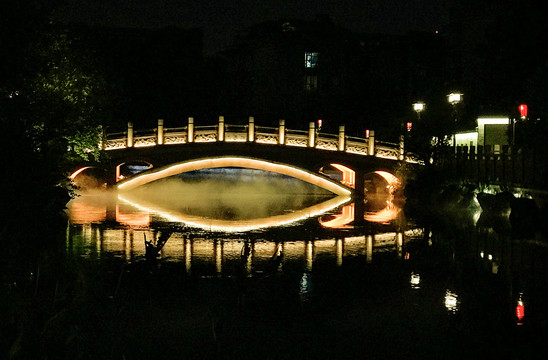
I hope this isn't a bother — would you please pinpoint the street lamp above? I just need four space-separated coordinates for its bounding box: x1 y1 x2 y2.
447 92 462 148
413 102 425 121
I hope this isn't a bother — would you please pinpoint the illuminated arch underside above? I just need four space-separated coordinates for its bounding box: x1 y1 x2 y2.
118 193 351 232
69 166 94 181
117 156 352 196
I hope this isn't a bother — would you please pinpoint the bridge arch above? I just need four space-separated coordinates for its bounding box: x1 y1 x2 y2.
116 156 353 196
69 166 108 189
319 163 401 194
115 160 154 182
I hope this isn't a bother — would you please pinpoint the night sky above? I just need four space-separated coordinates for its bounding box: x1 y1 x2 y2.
54 0 458 54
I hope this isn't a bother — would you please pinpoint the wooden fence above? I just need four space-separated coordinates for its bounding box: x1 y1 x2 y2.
437 145 547 189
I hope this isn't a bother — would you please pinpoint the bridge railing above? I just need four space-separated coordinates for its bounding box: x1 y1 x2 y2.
104 117 422 164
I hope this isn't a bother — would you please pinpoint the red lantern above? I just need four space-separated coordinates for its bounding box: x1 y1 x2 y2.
516 301 525 324
406 122 413 132
519 104 528 118
365 129 370 138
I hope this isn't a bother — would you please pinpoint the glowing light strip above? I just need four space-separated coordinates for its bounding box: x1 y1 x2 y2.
69 166 93 180
117 156 352 196
477 117 509 125
117 193 351 232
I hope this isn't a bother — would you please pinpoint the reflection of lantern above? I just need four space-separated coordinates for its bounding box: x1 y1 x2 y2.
519 104 528 118
516 300 525 324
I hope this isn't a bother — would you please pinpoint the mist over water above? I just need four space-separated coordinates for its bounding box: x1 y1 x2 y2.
123 168 335 220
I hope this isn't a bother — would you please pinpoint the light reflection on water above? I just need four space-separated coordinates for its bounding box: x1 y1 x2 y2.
65 179 548 336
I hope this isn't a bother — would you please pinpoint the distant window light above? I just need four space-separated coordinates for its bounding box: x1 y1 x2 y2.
304 75 318 91
305 52 318 68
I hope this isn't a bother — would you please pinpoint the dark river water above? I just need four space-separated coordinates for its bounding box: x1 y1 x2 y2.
64 171 548 359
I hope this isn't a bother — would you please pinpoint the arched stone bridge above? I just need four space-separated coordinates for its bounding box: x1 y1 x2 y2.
73 117 423 197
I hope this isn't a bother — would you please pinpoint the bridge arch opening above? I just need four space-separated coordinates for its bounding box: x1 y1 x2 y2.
116 156 352 196
364 171 401 196
69 166 108 190
116 161 154 182
320 164 356 189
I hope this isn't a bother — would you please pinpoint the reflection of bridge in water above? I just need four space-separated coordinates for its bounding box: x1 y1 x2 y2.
67 191 402 232
67 225 424 276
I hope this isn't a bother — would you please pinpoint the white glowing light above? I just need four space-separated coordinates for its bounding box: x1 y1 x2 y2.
410 272 421 289
413 102 424 112
477 117 510 125
445 289 459 312
117 156 352 196
448 93 462 104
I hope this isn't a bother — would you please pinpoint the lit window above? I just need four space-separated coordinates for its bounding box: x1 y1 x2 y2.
304 75 318 91
305 52 318 68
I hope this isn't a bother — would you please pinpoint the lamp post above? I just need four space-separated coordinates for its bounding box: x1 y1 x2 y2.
447 92 462 148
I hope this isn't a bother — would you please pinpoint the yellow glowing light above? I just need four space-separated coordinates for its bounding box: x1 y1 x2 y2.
319 203 355 228
116 205 150 227
330 163 356 188
364 202 401 224
66 200 107 224
118 193 351 232
373 170 401 194
117 156 352 196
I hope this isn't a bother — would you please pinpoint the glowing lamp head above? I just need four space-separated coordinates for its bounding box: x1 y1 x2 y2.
413 102 424 112
519 104 528 118
448 93 462 105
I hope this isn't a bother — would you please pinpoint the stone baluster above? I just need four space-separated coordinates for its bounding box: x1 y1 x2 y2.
218 116 225 141
127 122 134 148
248 116 255 142
187 117 194 143
338 125 345 151
157 119 164 145
278 119 286 145
368 130 375 155
308 122 315 147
